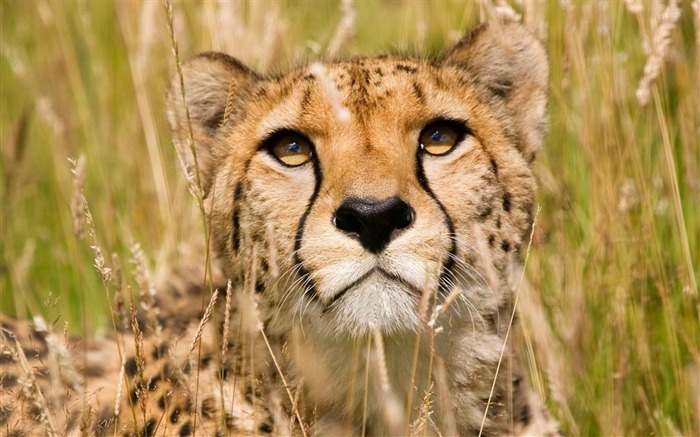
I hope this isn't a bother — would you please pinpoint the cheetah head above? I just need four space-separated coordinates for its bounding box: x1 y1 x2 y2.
167 20 548 337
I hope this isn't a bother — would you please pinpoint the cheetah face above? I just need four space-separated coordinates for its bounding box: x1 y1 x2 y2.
168 22 548 337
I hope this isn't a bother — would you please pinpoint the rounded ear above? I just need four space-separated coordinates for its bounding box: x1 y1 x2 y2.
167 52 260 196
443 20 549 161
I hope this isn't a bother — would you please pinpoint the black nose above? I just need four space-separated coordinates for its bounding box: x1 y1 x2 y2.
334 196 414 253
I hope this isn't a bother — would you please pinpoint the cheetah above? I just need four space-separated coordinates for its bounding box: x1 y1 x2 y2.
1 19 561 436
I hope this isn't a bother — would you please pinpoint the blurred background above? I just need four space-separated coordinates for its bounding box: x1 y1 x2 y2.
1 1 698 435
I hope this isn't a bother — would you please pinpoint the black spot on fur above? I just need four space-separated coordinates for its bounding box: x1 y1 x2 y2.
0 351 15 364
1 373 18 388
200 353 212 369
502 192 511 212
501 241 511 252
0 403 13 425
152 342 169 360
412 82 424 102
27 402 43 420
225 413 235 429
488 78 513 98
301 88 311 108
179 421 193 436
146 375 161 391
259 421 274 433
516 401 531 425
490 158 499 175
221 365 232 379
204 108 225 132
141 418 157 436
170 407 181 424
125 357 138 377
201 397 217 419
477 205 493 221
488 235 496 247
255 281 265 293
395 63 418 73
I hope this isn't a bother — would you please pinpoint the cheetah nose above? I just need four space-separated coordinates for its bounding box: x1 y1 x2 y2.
333 196 414 253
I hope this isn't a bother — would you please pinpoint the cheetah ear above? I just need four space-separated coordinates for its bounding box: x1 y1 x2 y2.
444 20 549 161
167 52 260 195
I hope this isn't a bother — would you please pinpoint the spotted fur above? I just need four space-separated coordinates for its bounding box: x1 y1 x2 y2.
1 20 560 436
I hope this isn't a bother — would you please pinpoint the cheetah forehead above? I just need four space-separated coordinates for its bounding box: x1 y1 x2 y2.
249 57 479 140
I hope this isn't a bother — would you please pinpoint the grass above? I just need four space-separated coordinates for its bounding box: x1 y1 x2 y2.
1 0 698 435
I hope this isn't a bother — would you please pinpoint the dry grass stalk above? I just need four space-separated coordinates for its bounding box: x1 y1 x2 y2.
433 357 457 437
309 62 351 124
129 240 162 339
259 324 309 437
478 207 540 436
221 279 233 367
111 252 129 331
187 288 219 359
220 78 237 128
79 403 94 437
371 329 390 393
33 316 81 401
114 357 126 418
372 328 404 433
81 187 112 284
69 155 86 238
409 381 434 437
326 0 356 57
163 0 206 211
635 0 681 106
127 294 145 374
128 287 147 420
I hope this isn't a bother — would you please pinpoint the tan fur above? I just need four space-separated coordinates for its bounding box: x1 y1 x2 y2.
1 20 560 436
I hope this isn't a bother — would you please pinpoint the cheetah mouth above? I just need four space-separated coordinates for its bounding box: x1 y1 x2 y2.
321 267 424 314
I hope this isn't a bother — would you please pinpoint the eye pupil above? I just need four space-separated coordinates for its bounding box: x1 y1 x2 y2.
430 131 445 143
288 142 300 153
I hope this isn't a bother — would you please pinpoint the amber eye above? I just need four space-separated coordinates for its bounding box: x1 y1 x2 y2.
265 130 314 167
419 120 467 156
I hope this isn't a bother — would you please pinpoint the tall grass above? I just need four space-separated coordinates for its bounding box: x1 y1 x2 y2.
1 1 698 435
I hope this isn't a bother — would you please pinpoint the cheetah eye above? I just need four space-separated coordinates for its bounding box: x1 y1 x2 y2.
419 120 468 156
264 130 314 167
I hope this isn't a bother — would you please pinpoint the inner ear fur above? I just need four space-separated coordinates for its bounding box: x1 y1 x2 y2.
443 20 549 161
167 52 260 196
